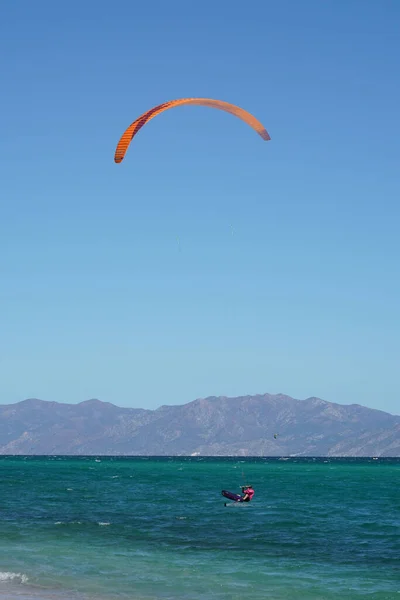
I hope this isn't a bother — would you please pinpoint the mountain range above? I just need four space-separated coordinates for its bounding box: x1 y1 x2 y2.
0 394 399 456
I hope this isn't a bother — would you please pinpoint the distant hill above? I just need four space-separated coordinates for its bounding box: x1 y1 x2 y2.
0 394 399 456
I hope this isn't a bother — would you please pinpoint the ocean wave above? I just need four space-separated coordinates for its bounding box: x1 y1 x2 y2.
0 572 28 584
54 521 111 526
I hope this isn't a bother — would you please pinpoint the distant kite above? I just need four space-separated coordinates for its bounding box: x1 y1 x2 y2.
114 97 271 163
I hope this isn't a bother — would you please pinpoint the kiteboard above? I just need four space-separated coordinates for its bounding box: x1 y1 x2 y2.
222 490 244 502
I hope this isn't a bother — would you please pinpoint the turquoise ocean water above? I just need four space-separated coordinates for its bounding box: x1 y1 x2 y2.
0 456 398 600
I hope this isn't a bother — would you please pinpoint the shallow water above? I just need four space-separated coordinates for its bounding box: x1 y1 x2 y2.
0 456 399 599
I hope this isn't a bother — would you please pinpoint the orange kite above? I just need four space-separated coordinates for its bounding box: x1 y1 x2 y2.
114 97 271 163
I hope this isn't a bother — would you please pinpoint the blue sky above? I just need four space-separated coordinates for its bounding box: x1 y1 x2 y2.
1 0 399 414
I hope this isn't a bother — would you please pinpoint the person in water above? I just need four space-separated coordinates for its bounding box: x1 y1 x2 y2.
241 485 254 502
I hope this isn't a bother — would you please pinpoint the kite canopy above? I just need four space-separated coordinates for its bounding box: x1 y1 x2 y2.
114 97 271 163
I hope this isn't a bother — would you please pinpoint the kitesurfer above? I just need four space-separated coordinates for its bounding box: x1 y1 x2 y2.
241 485 254 502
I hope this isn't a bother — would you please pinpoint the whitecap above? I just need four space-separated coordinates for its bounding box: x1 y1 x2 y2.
0 571 29 584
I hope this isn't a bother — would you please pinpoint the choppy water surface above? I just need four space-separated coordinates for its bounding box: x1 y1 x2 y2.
0 456 399 599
